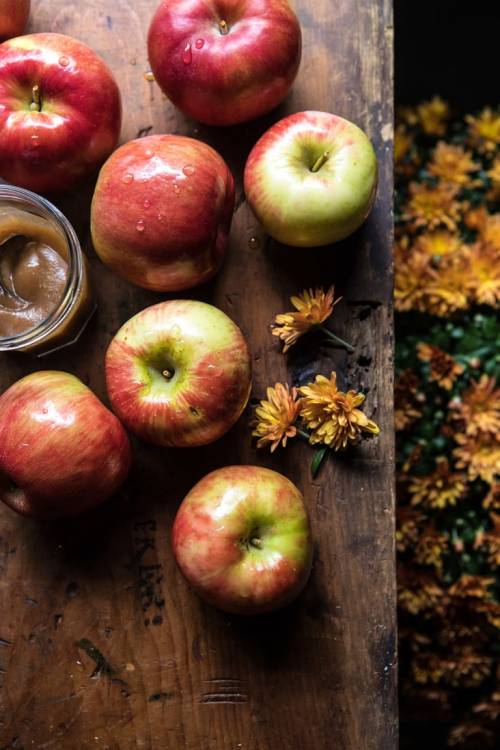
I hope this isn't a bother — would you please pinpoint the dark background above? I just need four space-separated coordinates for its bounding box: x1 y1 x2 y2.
396 0 500 112
396 1 499 748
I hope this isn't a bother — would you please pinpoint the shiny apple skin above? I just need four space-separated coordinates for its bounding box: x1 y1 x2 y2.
105 300 252 447
173 465 312 615
147 0 301 126
244 110 378 247
0 371 131 519
91 135 235 292
0 0 30 41
0 33 122 193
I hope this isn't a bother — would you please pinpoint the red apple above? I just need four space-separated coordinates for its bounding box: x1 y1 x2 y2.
91 135 234 291
0 0 30 41
0 33 122 193
106 300 252 447
147 0 301 126
0 371 131 519
173 465 312 614
244 110 378 246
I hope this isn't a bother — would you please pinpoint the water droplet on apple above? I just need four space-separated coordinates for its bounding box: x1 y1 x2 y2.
183 164 195 176
195 38 205 49
173 183 180 194
59 56 70 67
30 134 40 147
248 237 260 249
143 199 151 209
157 213 164 222
144 70 155 82
182 43 192 65
144 149 153 158
122 172 134 184
136 219 145 232
207 364 223 378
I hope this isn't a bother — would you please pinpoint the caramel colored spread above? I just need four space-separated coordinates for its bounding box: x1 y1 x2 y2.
0 209 70 338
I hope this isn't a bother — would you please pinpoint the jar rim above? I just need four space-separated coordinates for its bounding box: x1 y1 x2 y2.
0 184 84 351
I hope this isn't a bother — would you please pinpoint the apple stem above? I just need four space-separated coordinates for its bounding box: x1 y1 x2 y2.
219 19 229 34
318 325 355 353
311 151 330 173
30 84 42 112
162 369 174 380
250 537 262 549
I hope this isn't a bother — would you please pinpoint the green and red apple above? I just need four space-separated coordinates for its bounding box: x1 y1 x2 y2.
0 33 122 193
148 0 302 126
173 465 312 614
244 110 378 246
91 135 235 292
0 371 131 519
0 0 30 41
105 300 252 447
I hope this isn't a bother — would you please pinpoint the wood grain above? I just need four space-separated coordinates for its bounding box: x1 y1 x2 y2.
0 1 396 748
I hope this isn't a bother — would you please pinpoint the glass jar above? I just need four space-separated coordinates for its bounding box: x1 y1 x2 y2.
0 185 94 355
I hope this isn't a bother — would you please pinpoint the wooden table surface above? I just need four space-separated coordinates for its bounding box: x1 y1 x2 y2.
0 1 396 748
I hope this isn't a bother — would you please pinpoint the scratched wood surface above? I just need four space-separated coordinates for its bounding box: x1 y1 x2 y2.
0 1 396 748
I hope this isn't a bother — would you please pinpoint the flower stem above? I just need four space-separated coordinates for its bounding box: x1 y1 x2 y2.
297 427 311 442
318 325 355 353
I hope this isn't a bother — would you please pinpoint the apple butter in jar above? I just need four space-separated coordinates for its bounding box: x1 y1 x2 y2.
0 185 94 354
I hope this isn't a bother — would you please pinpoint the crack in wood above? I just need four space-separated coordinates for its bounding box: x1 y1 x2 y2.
148 691 176 703
75 639 114 678
200 692 248 705
201 677 248 705
0 637 12 647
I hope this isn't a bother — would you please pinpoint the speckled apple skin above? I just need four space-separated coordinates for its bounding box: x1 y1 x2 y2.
173 465 313 615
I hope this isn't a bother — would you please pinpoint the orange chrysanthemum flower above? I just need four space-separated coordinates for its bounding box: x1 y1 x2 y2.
397 105 419 127
395 242 470 316
479 213 500 250
417 342 465 389
403 182 463 231
466 108 500 153
415 230 462 257
463 205 489 232
414 524 448 571
453 433 500 485
394 124 413 164
466 242 500 306
448 574 495 600
397 566 444 615
475 513 500 567
409 458 466 509
252 383 302 452
396 506 424 552
417 96 450 136
449 375 500 436
428 141 479 186
483 484 500 510
394 241 433 312
486 156 500 201
394 369 423 431
299 372 380 451
272 286 345 353
414 649 493 689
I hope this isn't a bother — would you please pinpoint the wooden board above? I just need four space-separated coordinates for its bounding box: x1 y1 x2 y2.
0 1 396 748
